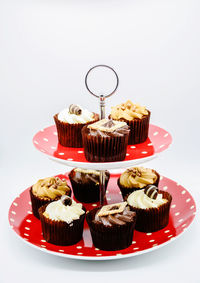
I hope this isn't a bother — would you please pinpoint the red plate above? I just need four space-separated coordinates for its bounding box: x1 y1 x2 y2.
8 174 196 260
32 124 172 169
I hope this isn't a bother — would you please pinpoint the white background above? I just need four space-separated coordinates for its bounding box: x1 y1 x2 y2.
1 0 200 282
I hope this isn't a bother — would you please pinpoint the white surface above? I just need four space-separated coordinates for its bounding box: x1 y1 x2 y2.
1 0 200 282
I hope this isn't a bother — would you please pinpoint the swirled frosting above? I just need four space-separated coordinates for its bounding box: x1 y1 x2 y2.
127 189 167 209
111 100 148 121
119 167 158 189
32 177 71 199
58 105 95 124
44 196 85 223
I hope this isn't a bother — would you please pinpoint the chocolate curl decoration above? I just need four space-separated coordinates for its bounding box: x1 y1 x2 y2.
69 104 82 115
144 185 158 200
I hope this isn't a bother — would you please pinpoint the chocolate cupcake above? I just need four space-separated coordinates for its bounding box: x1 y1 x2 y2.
69 168 110 203
86 202 136 251
82 118 130 162
127 185 172 232
110 100 150 144
30 176 71 219
118 167 160 200
54 104 99 147
39 196 86 246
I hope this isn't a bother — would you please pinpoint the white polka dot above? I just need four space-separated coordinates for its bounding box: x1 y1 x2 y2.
67 158 73 161
92 204 97 207
163 186 168 191
25 227 30 230
10 225 13 229
96 254 102 256
28 201 31 205
43 138 48 142
10 218 14 222
149 239 155 242
95 248 100 251
176 183 180 186
40 129 44 132
11 211 16 215
27 211 32 214
148 143 153 146
58 152 64 156
182 224 187 228
164 230 170 233
40 149 46 153
181 190 186 195
119 191 122 195
193 212 196 215
186 198 191 203
78 151 83 153
24 233 29 237
146 233 152 236
77 252 83 255
168 235 173 238
160 176 163 180
153 131 158 136
13 202 18 206
107 197 111 201
178 219 183 222
126 153 130 156
76 246 82 249
34 140 39 145
51 146 56 150
116 253 122 256
41 245 46 248
164 133 169 137
141 151 148 154
58 250 64 252
133 247 139 250
23 238 28 241
175 212 180 216
153 244 158 247
132 241 136 244
41 239 46 242
106 190 109 194
130 146 136 149
190 205 195 209
171 204 176 208
53 132 58 136
26 219 31 223
159 144 165 148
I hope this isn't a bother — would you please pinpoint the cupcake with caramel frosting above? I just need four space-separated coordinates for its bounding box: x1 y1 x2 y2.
54 104 99 147
118 167 160 199
110 100 150 144
30 176 71 219
86 202 136 251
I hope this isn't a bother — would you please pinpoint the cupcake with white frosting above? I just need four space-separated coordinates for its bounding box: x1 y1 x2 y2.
54 104 99 147
117 167 160 199
39 196 86 245
109 100 150 144
127 185 172 232
30 176 71 219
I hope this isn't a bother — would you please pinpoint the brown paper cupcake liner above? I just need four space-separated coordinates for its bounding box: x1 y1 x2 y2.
109 110 150 145
118 170 160 200
30 187 71 219
86 207 136 251
128 190 172 232
82 127 129 162
69 173 110 203
39 204 86 246
54 113 99 148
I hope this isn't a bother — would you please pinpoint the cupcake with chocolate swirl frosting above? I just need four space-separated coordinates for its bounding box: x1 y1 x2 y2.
82 118 130 162
118 167 160 200
54 104 99 147
110 100 150 144
30 176 71 219
69 168 110 203
39 196 86 245
127 185 172 232
86 202 136 251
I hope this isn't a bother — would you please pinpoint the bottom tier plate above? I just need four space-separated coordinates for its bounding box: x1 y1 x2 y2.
8 174 196 260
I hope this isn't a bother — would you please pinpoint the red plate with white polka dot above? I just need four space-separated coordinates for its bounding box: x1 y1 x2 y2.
8 173 196 260
32 124 172 169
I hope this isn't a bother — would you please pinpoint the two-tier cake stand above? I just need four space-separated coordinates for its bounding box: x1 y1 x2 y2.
8 65 196 260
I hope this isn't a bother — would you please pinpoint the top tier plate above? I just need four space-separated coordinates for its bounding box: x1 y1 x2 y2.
33 124 172 170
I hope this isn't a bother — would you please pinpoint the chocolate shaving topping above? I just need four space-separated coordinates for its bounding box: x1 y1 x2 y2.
102 119 115 128
69 104 82 115
144 185 158 200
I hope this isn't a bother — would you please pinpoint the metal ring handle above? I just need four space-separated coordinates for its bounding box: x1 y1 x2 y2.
85 65 119 98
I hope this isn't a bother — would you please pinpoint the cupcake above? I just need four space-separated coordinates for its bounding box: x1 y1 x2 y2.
69 168 110 203
86 202 136 251
39 196 86 246
127 185 172 232
118 167 160 200
82 118 130 162
30 176 71 219
54 104 99 147
110 100 150 144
